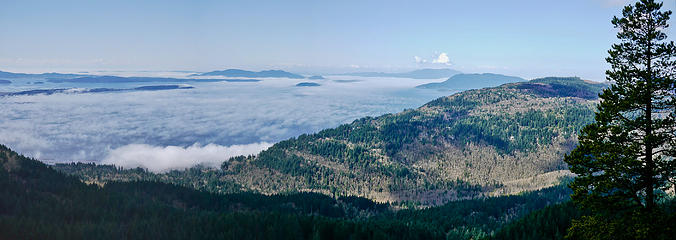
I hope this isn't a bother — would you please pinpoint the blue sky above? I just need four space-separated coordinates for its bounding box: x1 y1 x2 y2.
1 0 675 80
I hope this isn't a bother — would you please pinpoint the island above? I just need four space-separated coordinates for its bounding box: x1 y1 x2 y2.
295 82 321 87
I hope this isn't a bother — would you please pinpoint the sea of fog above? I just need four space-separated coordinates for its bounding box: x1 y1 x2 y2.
0 73 453 172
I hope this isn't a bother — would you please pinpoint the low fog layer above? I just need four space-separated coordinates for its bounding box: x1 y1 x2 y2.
0 75 450 172
102 142 272 172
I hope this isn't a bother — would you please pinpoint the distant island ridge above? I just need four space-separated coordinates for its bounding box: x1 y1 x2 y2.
0 70 538 89
47 76 263 83
295 82 321 87
416 73 525 90
192 69 305 79
0 69 306 81
0 85 194 97
0 70 86 79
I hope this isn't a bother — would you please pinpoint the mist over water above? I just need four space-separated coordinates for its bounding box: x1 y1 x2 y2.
0 73 451 171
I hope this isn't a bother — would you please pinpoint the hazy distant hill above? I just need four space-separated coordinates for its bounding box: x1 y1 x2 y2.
57 77 606 206
416 73 525 90
49 76 193 83
295 82 321 87
0 85 194 97
342 68 460 79
47 75 262 83
0 70 86 79
193 69 305 79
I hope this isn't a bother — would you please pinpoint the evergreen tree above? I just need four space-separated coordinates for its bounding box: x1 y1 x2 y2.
564 0 676 238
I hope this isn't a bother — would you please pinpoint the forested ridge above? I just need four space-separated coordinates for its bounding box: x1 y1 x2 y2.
2 144 575 239
56 77 606 205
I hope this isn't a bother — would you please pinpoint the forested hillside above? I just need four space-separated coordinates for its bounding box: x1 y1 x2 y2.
56 77 606 206
1 144 573 239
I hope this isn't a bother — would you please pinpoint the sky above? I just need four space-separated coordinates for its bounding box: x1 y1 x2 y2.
1 0 676 81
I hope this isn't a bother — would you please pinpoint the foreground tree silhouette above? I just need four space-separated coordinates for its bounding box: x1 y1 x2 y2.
564 0 676 239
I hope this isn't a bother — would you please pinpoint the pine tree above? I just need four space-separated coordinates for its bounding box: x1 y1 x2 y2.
564 0 676 238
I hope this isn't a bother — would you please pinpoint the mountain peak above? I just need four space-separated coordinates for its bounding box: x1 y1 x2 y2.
416 73 524 90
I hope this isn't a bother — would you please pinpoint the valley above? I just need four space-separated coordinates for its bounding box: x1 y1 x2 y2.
54 77 606 206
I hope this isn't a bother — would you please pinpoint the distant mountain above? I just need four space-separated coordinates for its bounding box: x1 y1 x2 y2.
58 77 607 206
223 79 261 82
129 85 194 91
333 79 362 83
0 79 11 84
342 68 461 79
295 82 321 87
0 70 86 79
0 85 194 97
48 75 238 83
307 75 325 80
193 69 305 79
416 73 525 90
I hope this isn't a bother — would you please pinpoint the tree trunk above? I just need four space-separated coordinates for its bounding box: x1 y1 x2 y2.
645 40 655 211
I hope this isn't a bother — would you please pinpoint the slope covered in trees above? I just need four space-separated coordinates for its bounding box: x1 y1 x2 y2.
1 144 574 239
56 77 606 206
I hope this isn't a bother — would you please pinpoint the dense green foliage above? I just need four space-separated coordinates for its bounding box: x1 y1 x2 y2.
1 144 575 239
492 198 676 240
389 185 572 239
492 201 582 240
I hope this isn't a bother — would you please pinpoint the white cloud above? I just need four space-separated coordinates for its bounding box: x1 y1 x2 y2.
414 56 427 63
102 142 272 173
432 53 451 65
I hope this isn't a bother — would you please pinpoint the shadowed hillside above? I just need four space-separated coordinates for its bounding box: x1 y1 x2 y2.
1 144 574 239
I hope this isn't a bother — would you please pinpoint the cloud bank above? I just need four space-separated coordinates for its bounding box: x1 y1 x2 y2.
414 52 451 65
102 142 272 172
0 76 449 170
